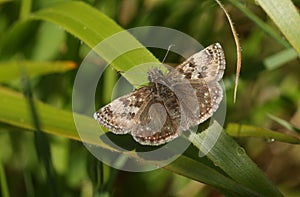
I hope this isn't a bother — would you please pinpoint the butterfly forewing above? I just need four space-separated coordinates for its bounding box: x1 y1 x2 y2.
174 43 225 82
94 86 152 134
172 43 225 125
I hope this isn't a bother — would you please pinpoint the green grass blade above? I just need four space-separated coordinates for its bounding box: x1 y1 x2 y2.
30 1 159 78
21 71 58 196
0 86 126 150
0 0 12 4
0 20 39 58
19 0 32 20
226 123 300 144
165 154 260 196
263 48 299 70
0 161 10 197
190 121 283 196
256 0 300 55
228 0 290 48
0 61 76 82
0 86 80 141
268 114 300 134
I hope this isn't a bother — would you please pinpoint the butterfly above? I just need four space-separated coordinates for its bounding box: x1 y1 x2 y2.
94 43 225 146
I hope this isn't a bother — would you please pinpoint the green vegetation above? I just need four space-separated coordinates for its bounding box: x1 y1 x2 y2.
0 0 299 196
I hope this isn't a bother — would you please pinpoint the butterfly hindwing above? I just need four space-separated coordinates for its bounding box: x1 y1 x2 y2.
132 83 182 145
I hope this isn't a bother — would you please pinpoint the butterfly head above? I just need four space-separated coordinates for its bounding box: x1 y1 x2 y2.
147 67 165 83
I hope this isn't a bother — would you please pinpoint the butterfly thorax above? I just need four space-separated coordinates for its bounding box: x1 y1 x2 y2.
148 67 170 85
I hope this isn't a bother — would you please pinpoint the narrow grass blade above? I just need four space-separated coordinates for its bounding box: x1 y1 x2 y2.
226 123 300 144
190 121 283 196
0 61 76 82
228 0 290 48
264 48 298 70
21 70 58 196
256 0 300 55
268 114 300 134
0 161 10 197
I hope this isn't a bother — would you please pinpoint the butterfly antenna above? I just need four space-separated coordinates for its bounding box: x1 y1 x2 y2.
161 44 175 64
157 44 175 72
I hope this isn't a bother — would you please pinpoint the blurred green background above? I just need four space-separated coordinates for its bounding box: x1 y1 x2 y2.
0 0 300 196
